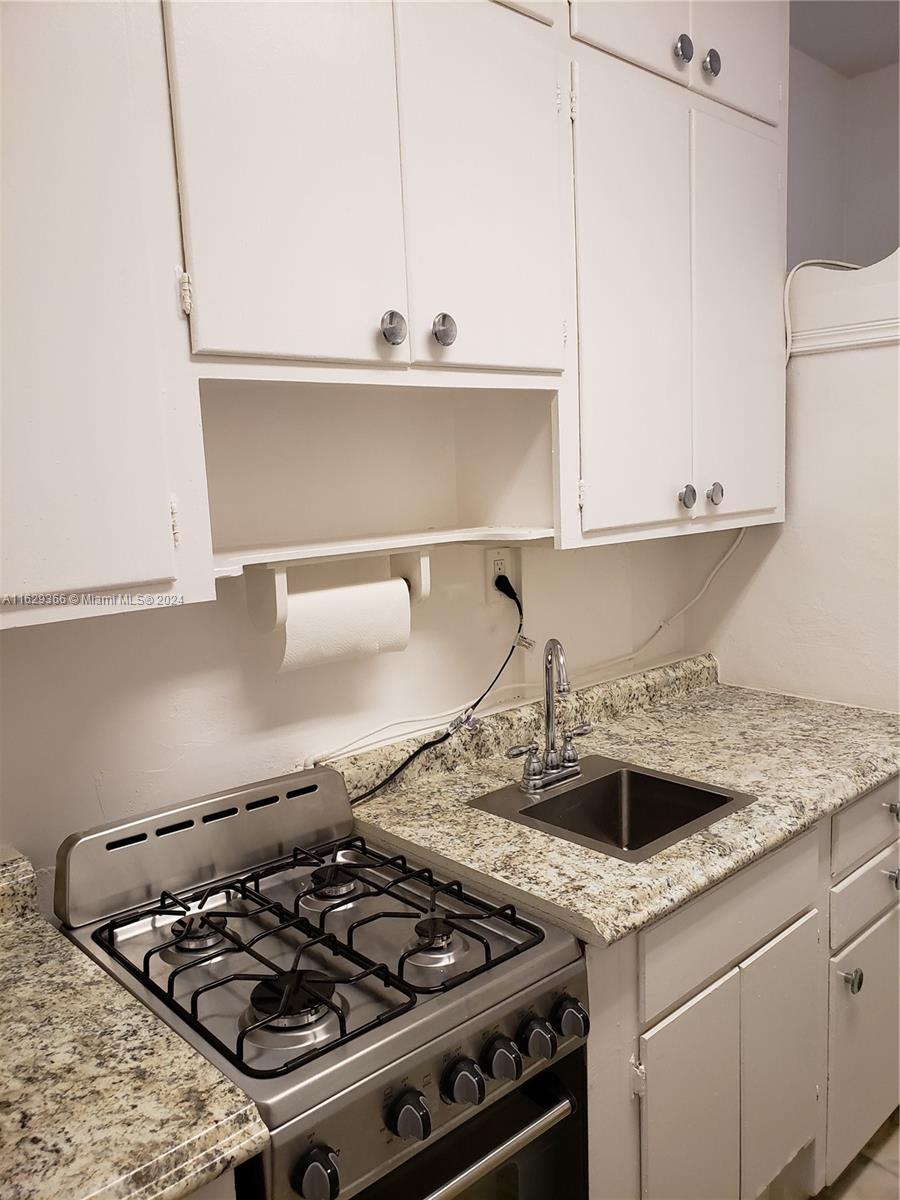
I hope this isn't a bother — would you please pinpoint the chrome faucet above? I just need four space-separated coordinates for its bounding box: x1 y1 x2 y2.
506 637 592 793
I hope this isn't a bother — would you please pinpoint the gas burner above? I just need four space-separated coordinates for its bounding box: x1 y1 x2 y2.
250 970 337 1030
414 916 455 949
403 916 470 971
310 865 358 899
170 912 227 953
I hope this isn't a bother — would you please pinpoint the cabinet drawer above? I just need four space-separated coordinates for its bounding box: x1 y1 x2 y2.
831 841 899 950
832 775 899 878
639 830 818 1022
826 906 900 1183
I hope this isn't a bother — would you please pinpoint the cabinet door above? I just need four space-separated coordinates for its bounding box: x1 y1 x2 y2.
690 1 789 126
639 970 740 1200
1 0 175 596
571 1 693 84
164 1 408 364
827 906 900 1183
575 57 693 534
395 1 563 371
691 110 785 522
739 911 820 1200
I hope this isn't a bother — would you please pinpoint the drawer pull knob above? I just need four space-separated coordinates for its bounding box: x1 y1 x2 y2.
883 868 900 891
883 801 900 822
839 967 864 995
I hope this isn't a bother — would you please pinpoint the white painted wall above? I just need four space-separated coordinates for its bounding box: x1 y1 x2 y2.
787 48 899 267
843 63 900 268
0 538 701 893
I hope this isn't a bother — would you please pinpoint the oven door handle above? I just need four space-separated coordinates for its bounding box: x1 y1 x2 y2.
421 1093 573 1200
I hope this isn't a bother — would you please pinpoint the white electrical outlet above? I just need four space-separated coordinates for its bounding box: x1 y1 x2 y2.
485 546 520 605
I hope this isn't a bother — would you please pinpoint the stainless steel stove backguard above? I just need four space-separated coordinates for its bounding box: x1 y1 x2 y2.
55 768 353 928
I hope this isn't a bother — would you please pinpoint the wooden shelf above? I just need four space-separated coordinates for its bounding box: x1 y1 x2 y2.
213 526 554 577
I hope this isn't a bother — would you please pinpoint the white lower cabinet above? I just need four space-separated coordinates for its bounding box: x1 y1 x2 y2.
739 911 819 1200
637 911 819 1200
826 905 900 1183
639 970 741 1200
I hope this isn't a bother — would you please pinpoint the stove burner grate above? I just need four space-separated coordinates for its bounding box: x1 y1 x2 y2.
250 970 336 1028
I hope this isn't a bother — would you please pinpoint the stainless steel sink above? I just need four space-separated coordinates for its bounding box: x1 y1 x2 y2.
468 756 757 863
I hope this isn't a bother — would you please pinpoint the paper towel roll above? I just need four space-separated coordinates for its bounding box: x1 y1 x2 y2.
278 578 411 672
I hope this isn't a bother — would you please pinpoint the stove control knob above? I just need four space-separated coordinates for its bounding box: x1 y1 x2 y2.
388 1089 432 1141
482 1035 524 1082
551 996 591 1040
441 1057 487 1105
293 1145 340 1200
518 1017 558 1061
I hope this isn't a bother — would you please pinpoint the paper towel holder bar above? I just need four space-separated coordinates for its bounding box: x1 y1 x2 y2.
244 550 431 633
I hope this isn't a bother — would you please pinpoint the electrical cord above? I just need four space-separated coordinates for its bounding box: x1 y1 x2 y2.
348 574 524 805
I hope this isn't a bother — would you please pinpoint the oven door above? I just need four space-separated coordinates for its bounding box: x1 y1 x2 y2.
357 1051 587 1200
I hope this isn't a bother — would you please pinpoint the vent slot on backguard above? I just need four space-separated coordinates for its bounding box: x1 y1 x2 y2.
155 819 195 838
202 807 239 824
106 832 148 852
286 784 319 800
246 795 279 812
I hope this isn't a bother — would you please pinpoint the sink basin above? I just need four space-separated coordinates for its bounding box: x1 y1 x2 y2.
468 756 756 863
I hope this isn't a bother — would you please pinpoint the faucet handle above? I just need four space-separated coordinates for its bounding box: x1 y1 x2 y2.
506 742 543 781
561 723 592 767
563 723 592 739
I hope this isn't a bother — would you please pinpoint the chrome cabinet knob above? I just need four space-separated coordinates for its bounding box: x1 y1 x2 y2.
673 33 694 63
702 47 722 76
884 801 900 822
432 312 458 347
883 868 900 891
706 481 725 505
380 309 408 346
839 967 864 995
679 484 697 509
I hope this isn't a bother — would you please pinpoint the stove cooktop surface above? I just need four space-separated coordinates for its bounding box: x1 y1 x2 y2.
91 836 549 1080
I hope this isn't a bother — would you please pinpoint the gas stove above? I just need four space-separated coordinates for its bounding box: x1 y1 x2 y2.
56 769 589 1200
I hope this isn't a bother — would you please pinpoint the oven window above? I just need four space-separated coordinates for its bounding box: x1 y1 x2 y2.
464 1163 518 1199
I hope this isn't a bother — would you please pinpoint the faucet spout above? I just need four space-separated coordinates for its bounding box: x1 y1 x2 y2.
543 638 570 768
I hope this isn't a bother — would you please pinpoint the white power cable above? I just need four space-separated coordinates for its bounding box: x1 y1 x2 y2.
312 259 862 767
784 258 859 365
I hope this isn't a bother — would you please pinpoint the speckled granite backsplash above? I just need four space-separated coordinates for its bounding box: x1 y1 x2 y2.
339 656 899 945
338 653 719 798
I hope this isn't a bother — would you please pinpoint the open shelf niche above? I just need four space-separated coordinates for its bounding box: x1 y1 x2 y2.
200 379 557 576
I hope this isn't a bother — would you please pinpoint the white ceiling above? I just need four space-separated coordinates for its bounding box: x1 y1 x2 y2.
790 0 900 76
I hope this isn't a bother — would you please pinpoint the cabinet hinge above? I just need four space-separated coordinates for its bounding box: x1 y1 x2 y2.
630 1058 646 1098
577 479 585 511
556 82 562 114
178 271 193 316
569 88 577 122
169 498 181 549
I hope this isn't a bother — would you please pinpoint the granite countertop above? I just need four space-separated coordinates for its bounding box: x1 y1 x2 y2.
0 847 269 1200
342 655 900 945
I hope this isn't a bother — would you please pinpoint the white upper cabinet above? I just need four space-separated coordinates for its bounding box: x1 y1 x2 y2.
690 2 789 126
570 1 694 84
572 1 788 127
575 56 693 534
164 1 409 365
395 1 564 371
1 1 175 600
692 112 785 522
